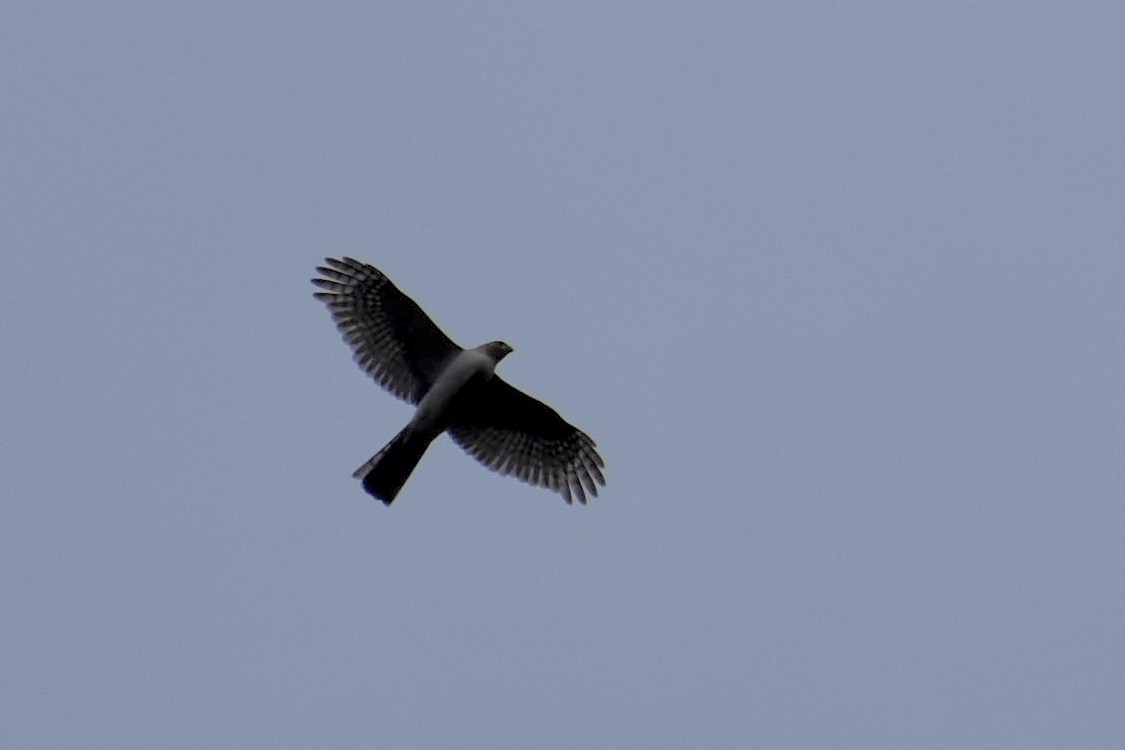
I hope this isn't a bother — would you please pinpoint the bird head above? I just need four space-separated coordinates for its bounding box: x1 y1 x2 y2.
482 340 514 363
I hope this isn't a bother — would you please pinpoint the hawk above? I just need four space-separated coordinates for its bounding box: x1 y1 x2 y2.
312 257 606 505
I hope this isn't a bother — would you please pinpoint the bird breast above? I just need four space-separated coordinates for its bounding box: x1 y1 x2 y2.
408 349 496 435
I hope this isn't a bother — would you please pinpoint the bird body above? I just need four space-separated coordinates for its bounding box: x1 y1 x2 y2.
312 258 604 505
354 342 511 502
409 342 511 437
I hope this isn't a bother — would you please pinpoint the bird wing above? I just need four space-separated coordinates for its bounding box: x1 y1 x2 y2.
312 257 462 404
448 377 606 504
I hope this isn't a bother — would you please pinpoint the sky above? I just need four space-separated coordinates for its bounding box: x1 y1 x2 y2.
1 2 1121 748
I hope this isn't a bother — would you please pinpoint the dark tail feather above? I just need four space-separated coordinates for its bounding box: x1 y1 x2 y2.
352 426 432 505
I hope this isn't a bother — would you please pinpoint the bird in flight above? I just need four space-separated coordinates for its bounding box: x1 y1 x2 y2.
312 257 606 505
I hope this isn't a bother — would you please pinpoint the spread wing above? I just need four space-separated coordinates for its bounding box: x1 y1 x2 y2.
448 377 606 504
312 257 462 404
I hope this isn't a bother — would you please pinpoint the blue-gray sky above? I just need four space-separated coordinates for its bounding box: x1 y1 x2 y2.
2 2 1121 748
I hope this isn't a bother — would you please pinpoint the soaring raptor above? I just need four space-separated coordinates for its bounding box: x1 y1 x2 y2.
312 257 606 505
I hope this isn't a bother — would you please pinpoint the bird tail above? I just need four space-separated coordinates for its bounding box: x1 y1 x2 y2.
353 426 433 505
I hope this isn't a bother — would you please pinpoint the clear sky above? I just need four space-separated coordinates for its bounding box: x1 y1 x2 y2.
2 2 1121 748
